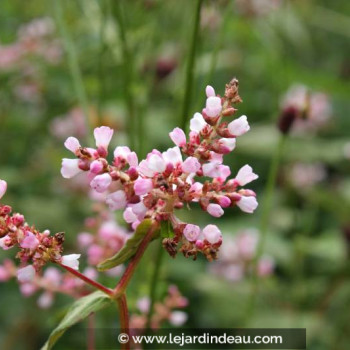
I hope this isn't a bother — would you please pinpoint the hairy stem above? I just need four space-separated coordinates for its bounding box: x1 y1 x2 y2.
180 0 203 130
58 263 113 296
111 0 136 151
54 0 90 134
146 239 164 328
116 294 130 350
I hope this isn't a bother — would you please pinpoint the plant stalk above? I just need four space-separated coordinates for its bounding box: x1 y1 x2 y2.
58 263 113 296
111 0 136 151
246 133 287 321
146 239 164 329
180 0 203 130
116 294 130 350
54 0 90 135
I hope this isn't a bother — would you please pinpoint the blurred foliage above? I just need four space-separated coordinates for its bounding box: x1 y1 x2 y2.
0 0 350 349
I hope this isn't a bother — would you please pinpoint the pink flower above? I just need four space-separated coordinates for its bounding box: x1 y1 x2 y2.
218 196 231 208
202 225 222 244
137 297 150 313
207 203 224 217
94 126 113 149
0 179 7 199
235 165 258 186
37 292 54 309
162 147 183 166
205 85 216 97
183 224 200 242
204 96 222 118
106 190 127 210
87 245 104 265
77 232 94 247
20 231 39 250
129 202 147 220
0 235 11 250
228 115 250 136
90 173 112 193
258 256 274 277
237 196 258 213
17 265 36 283
114 146 138 167
202 162 231 180
61 158 82 178
181 157 201 173
134 178 153 196
169 127 186 147
169 311 188 326
61 254 81 270
147 154 166 173
216 138 236 154
123 207 138 224
64 136 81 153
190 113 207 132
90 160 104 174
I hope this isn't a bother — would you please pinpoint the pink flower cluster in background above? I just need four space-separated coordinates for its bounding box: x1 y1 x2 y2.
130 285 188 330
209 229 274 282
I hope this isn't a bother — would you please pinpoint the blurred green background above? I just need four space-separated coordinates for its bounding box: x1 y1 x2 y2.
0 0 350 349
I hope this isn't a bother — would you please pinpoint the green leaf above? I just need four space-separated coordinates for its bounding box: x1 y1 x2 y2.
160 220 174 239
41 291 112 350
97 219 159 271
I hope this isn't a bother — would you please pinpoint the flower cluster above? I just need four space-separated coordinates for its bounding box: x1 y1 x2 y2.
77 213 129 275
0 259 95 309
130 285 188 330
0 17 61 71
279 84 332 135
61 79 259 261
0 180 79 280
209 229 274 282
0 17 62 104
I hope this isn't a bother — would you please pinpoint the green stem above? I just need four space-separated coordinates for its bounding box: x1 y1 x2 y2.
111 0 136 150
146 239 164 329
197 0 233 111
54 0 90 135
97 0 109 124
246 134 287 321
180 0 203 130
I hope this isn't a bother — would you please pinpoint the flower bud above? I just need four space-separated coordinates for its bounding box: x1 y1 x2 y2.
183 224 200 242
278 106 298 135
228 115 250 136
202 225 222 244
90 160 104 174
207 203 224 217
169 127 186 147
236 195 258 213
0 180 7 200
90 173 112 193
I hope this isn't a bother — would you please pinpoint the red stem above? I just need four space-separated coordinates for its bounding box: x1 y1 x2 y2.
114 221 159 296
58 263 113 296
117 294 130 350
87 313 95 350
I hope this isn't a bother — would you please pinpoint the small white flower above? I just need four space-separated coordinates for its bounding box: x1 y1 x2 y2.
61 254 81 270
235 165 258 186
